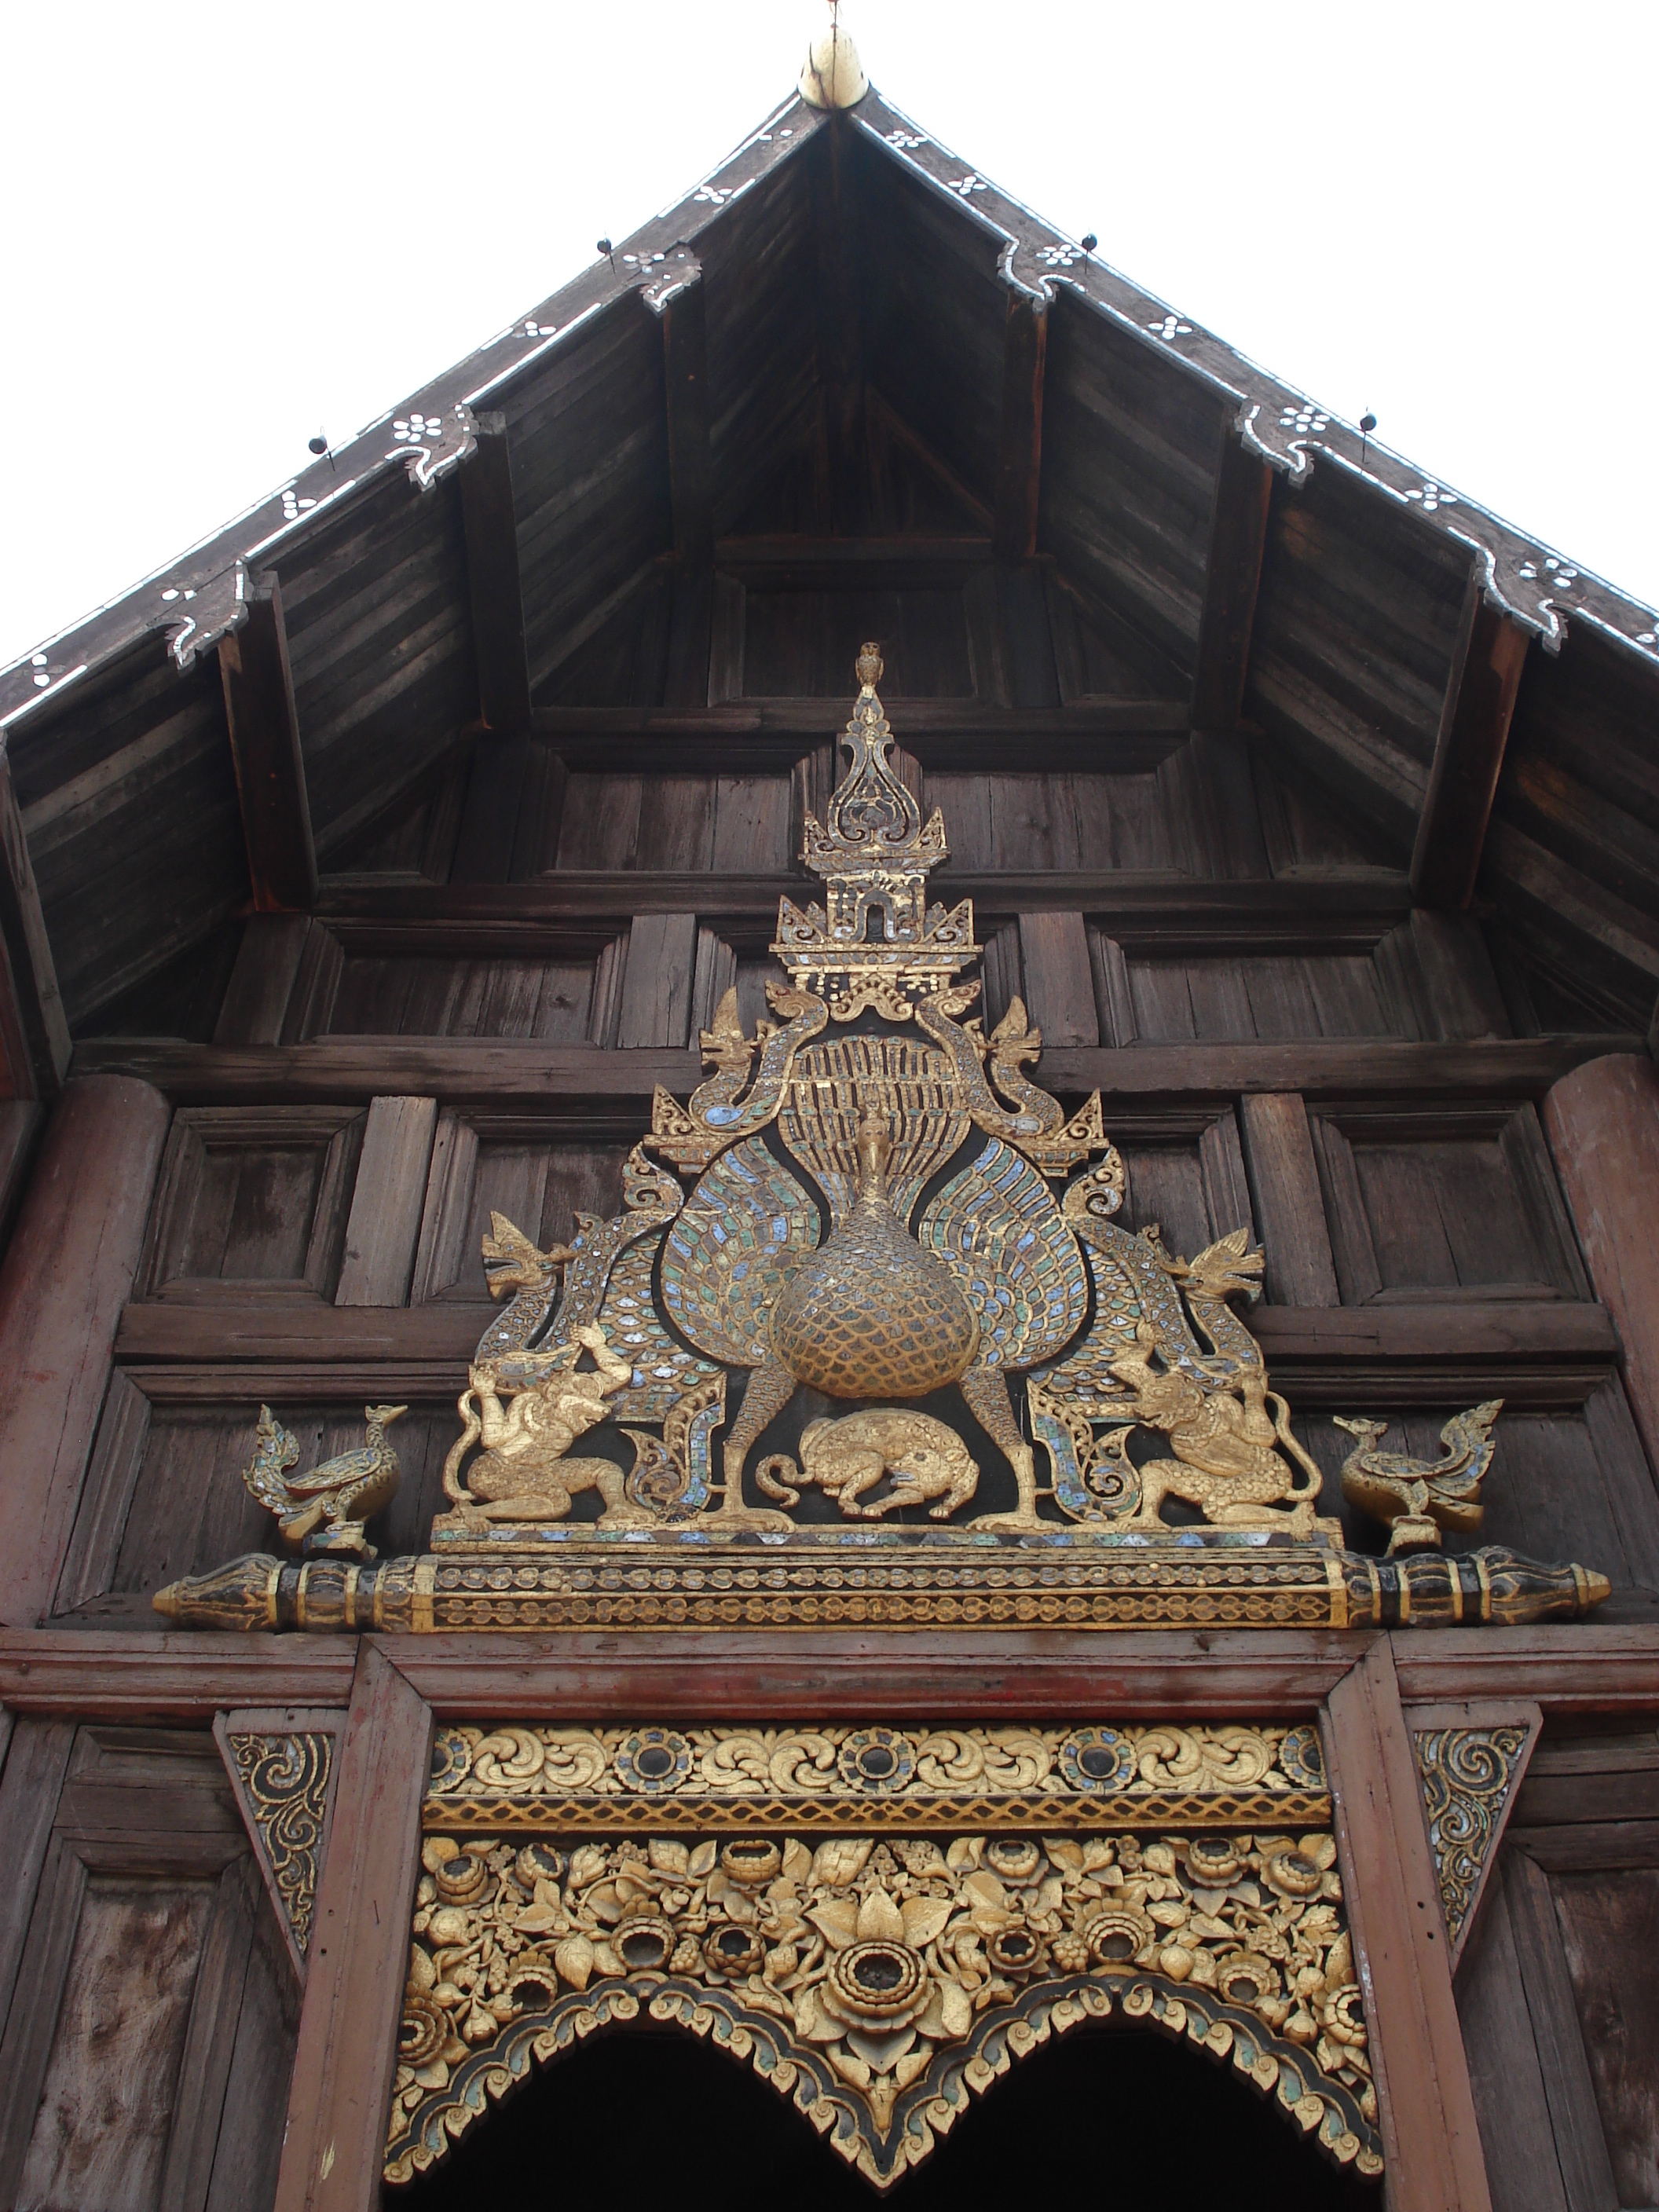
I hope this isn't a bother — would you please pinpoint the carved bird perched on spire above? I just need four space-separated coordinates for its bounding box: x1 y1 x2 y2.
241 1403 406 1558
1335 1401 1501 1555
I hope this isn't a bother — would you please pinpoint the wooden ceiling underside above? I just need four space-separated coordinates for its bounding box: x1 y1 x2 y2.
2 97 1655 1054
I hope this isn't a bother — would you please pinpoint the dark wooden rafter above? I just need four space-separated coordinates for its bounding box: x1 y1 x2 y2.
218 574 318 913
993 293 1046 562
0 747 69 1098
456 412 533 738
1190 424 1274 734
452 413 559 884
1413 574 1532 907
644 258 714 707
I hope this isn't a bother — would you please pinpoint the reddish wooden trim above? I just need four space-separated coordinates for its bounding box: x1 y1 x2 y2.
457 412 533 737
0 1628 1653 1731
1412 584 1531 910
1321 1642 1492 2211
275 1643 431 2212
994 296 1046 561
218 574 319 914
0 1632 358 1719
0 1076 170 1628
1392 1623 1659 1714
69 1034 1639 1111
1191 429 1273 734
1544 1052 1659 1474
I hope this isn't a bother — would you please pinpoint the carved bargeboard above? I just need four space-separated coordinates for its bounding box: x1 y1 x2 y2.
157 650 1610 1636
386 1719 1384 2190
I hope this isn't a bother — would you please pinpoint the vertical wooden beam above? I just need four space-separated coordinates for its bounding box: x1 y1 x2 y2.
993 295 1046 562
457 412 533 737
1016 912 1098 1046
1412 580 1531 909
275 1643 431 2212
0 1075 169 1628
617 914 698 1049
1190 425 1274 734
1322 1643 1493 2212
219 574 319 913
336 1097 438 1307
1543 1051 1659 1472
1237 1092 1341 1306
0 747 70 1101
653 268 715 709
1501 1851 1622 2212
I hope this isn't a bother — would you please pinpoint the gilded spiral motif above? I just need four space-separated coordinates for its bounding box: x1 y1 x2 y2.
1413 1724 1530 1947
224 1729 335 1956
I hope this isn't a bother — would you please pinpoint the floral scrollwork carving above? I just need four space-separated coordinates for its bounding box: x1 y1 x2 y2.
1412 1725 1531 1949
222 1730 335 1959
386 1811 1382 2189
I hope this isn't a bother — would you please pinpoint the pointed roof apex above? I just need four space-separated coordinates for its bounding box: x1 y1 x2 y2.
800 3 867 109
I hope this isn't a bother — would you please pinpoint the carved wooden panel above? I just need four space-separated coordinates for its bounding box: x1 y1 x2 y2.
0 1726 298 2212
552 773 796 872
328 954 599 1039
1308 1105 1591 1305
139 1107 364 1300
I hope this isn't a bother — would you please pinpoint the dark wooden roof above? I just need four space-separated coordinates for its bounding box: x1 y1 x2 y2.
1 81 1656 1049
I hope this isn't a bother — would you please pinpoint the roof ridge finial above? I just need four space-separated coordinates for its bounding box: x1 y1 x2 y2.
799 1 868 111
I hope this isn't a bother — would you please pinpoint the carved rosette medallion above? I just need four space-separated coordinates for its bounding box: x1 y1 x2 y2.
1412 1725 1532 1950
386 1720 1383 2190
156 652 1610 1638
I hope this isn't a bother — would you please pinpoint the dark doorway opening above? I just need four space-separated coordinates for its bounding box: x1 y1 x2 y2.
394 2021 1377 2210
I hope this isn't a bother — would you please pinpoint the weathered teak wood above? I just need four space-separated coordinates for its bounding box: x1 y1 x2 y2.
335 1096 438 1306
1190 430 1273 734
1544 1053 1659 1474
68 1033 1640 1111
0 1718 77 2043
994 295 1046 561
1402 1698 1543 1971
0 1076 170 1628
274 1643 431 2212
1501 1850 1623 2212
457 412 533 738
1412 582 1531 910
1321 1642 1492 2212
218 574 319 914
1238 1092 1342 1305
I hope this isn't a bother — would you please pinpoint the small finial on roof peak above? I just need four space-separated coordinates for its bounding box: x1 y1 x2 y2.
800 1 868 109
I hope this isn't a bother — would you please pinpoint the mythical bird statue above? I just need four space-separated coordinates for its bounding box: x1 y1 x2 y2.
1335 1402 1501 1553
241 1402 405 1558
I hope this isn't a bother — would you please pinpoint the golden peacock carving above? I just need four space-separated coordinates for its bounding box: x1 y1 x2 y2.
1335 1402 1502 1554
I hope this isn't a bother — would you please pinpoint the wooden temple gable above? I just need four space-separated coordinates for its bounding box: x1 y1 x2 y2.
1 52 1657 2212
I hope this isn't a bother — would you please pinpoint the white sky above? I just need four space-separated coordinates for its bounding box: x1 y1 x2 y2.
4 0 1656 672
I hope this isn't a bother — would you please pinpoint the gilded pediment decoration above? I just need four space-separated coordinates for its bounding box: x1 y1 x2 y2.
156 651 1610 1637
384 1718 1384 2191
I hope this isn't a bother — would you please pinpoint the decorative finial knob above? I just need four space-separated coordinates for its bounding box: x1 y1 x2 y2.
800 2 868 109
855 642 884 690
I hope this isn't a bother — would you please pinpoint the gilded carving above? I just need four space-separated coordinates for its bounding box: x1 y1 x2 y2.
386 1718 1382 2190
240 1403 404 1558
1412 1725 1531 1950
221 1730 335 1960
159 652 1610 1635
1338 1404 1501 1554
